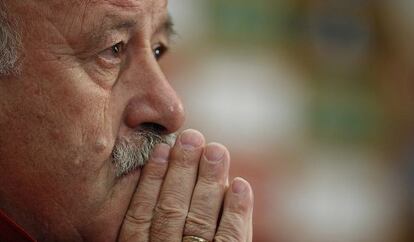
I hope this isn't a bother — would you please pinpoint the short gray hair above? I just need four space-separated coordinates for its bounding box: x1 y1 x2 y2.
0 1 21 76
112 130 176 177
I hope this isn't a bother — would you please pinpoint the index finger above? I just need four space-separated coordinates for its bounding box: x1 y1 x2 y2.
118 144 170 242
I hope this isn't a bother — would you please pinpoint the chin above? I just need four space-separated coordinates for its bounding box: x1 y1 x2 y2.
74 164 142 241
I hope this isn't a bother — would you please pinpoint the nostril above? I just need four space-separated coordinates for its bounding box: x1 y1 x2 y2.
139 122 168 135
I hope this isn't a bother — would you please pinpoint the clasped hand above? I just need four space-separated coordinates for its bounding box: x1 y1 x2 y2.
118 129 254 242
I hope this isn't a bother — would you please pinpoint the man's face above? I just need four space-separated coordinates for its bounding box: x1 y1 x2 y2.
0 0 184 240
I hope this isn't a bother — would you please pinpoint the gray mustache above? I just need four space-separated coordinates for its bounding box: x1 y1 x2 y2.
111 129 176 177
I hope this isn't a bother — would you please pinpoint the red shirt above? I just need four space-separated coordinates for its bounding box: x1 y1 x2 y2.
0 209 36 242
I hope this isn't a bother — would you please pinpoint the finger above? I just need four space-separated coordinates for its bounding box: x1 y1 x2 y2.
151 129 205 242
246 205 253 242
118 144 170 242
183 143 230 241
214 177 254 242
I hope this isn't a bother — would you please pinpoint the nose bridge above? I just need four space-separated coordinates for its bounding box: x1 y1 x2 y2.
123 55 185 134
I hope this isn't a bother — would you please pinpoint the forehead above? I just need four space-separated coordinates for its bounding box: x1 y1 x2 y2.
13 0 170 51
102 0 156 7
44 0 168 16
94 0 167 10
42 0 169 33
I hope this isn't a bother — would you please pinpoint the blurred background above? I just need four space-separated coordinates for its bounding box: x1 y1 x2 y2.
165 0 414 241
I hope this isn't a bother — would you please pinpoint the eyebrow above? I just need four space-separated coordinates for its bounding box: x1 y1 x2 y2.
86 14 176 47
155 15 176 38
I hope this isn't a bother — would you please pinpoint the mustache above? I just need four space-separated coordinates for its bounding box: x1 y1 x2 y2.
111 128 176 177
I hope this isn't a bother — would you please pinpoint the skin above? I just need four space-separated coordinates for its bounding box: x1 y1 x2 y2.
0 0 253 241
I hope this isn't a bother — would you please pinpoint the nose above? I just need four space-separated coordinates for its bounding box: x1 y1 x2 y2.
123 57 185 134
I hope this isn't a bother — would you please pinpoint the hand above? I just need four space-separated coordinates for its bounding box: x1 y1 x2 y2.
118 129 254 242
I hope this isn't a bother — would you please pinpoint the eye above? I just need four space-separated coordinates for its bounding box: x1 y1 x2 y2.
153 43 167 61
98 41 126 66
111 42 125 57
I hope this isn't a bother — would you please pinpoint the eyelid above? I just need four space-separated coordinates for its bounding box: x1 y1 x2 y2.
101 41 124 57
96 41 126 68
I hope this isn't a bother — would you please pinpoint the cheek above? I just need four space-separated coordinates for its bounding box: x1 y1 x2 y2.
8 54 121 192
52 92 115 170
28 75 117 175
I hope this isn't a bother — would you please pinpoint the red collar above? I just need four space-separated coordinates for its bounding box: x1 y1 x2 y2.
0 209 36 242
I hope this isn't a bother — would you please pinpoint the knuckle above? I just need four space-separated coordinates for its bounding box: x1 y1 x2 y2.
118 231 147 242
154 202 187 222
185 212 216 235
159 190 188 210
173 148 202 168
235 202 251 215
190 186 224 213
199 168 226 184
144 164 166 179
150 232 169 242
149 226 176 242
229 201 250 217
200 161 227 183
196 190 212 203
198 177 226 191
124 211 152 226
128 199 154 217
226 211 245 225
124 197 157 225
214 231 243 242
215 217 245 241
228 195 253 215
150 205 187 242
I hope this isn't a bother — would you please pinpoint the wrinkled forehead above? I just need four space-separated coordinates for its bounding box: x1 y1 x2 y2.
93 0 168 18
7 0 170 49
29 0 169 31
102 0 166 7
36 0 168 16
96 0 167 9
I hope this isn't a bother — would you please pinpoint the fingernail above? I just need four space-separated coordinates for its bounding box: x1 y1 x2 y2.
179 129 204 149
151 143 170 163
232 178 247 194
204 143 226 162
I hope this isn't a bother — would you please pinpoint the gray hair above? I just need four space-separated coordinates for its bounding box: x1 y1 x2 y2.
0 1 21 76
112 130 176 177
